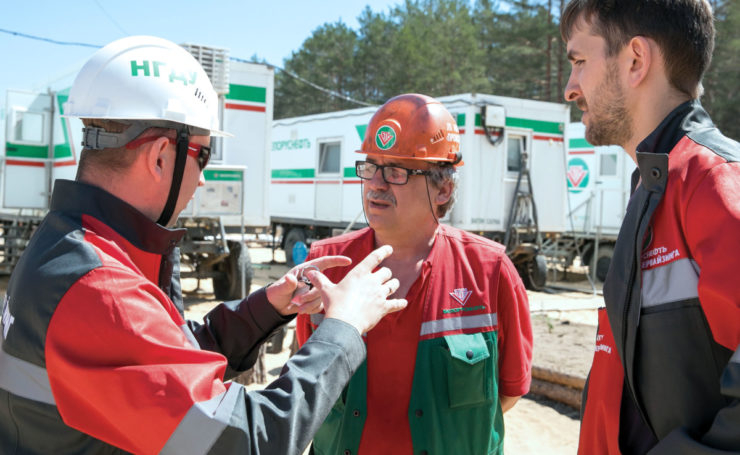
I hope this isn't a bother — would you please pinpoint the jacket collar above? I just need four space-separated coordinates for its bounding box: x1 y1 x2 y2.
50 179 186 255
636 99 712 157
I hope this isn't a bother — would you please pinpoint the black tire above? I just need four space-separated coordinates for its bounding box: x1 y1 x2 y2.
213 240 253 300
589 245 615 283
521 254 547 291
284 228 306 267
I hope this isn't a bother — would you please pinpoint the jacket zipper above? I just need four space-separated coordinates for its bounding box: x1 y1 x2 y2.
621 192 656 435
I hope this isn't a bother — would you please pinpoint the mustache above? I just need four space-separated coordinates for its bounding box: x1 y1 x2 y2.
576 99 588 111
365 189 397 206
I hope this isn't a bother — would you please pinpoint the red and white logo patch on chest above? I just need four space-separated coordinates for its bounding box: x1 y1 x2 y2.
449 288 472 306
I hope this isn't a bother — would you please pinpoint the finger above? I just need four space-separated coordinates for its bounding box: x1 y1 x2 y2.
351 245 393 275
385 278 400 296
273 272 299 293
296 299 323 315
385 298 408 313
373 266 393 284
303 255 352 272
304 269 333 291
293 286 321 305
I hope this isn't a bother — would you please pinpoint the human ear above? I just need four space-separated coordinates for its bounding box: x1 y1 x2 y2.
433 178 453 206
143 137 171 183
625 36 653 88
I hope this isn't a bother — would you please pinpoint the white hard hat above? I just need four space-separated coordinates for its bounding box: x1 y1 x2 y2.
63 35 230 137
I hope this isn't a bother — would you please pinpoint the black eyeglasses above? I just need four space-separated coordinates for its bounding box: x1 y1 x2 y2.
126 136 211 171
355 160 431 185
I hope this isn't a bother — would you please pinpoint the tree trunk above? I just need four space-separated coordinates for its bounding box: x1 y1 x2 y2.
547 0 553 101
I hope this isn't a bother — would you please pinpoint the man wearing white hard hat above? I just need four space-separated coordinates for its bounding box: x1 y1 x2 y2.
0 36 406 454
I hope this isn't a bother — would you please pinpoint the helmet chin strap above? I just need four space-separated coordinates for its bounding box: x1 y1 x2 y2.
423 176 440 226
156 128 189 226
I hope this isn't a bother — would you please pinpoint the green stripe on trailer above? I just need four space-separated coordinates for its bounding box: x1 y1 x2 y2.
355 124 367 141
5 143 47 159
55 92 73 159
6 143 71 160
506 117 563 135
54 144 71 159
569 138 592 149
226 84 266 103
456 113 465 127
343 167 357 178
473 114 563 135
272 168 315 178
204 169 243 181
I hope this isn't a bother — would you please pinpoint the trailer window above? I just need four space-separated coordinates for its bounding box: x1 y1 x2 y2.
318 141 341 174
507 136 524 172
13 111 45 144
599 153 617 176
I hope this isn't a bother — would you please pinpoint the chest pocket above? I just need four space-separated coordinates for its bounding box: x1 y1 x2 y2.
443 332 495 408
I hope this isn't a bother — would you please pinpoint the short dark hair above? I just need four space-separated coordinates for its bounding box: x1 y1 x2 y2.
561 0 715 98
76 120 170 180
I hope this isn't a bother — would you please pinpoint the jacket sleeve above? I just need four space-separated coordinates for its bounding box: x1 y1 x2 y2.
187 286 294 379
45 266 366 455
651 161 740 452
495 256 533 397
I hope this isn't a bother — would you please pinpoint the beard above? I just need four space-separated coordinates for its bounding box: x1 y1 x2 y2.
582 62 633 147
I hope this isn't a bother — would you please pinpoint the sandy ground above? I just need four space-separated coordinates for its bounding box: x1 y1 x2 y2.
182 246 602 454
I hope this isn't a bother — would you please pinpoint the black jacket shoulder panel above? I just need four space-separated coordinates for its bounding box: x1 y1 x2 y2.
686 127 740 164
5 210 102 366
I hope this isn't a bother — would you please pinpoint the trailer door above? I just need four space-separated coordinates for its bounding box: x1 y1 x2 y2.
3 91 53 209
593 147 631 232
502 131 535 231
314 138 343 222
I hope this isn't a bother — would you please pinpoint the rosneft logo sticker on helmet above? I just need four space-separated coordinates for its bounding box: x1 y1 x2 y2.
375 125 397 150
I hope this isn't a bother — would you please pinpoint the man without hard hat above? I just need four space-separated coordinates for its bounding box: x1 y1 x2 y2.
0 35 407 454
562 0 740 453
297 94 533 455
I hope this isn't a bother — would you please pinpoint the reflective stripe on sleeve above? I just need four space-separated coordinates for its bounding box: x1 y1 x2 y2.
160 382 243 454
0 338 56 405
641 258 699 308
420 313 497 337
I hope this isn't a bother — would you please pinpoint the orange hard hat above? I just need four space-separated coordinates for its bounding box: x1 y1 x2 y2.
359 93 463 165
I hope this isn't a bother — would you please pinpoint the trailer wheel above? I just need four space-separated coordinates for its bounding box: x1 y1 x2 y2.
522 254 547 291
589 245 614 283
213 241 253 300
284 228 307 267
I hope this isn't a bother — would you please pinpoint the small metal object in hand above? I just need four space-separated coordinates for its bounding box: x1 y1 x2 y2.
298 265 320 289
291 265 320 305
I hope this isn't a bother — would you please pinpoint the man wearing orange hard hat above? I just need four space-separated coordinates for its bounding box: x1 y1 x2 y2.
297 93 533 455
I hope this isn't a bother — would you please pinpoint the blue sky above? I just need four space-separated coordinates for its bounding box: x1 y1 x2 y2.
0 0 407 115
